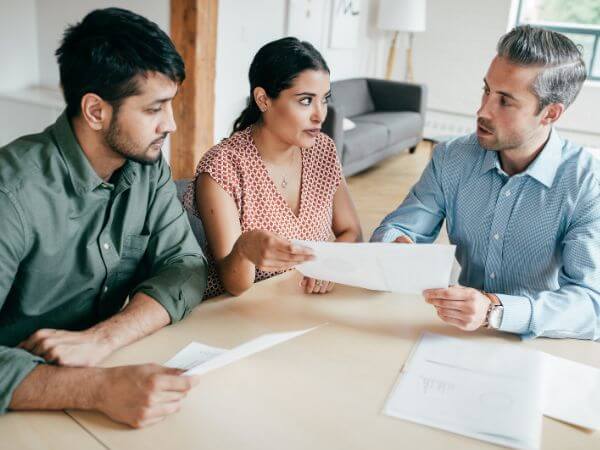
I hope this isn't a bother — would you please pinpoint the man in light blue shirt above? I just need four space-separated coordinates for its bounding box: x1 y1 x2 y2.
371 25 600 340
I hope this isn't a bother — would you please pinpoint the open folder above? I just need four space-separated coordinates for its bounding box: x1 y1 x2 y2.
294 240 457 294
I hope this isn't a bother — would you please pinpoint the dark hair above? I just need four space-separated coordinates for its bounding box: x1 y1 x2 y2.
232 37 330 134
56 7 185 118
497 25 586 112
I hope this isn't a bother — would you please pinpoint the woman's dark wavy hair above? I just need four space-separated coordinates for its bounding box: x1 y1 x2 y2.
56 8 185 119
232 37 330 134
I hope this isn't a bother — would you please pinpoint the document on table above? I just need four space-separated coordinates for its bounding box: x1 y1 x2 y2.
165 326 321 377
293 240 457 294
384 333 544 450
542 352 600 430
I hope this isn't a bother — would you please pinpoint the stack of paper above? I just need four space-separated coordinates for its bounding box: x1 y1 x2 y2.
385 333 600 449
384 333 543 450
294 240 457 294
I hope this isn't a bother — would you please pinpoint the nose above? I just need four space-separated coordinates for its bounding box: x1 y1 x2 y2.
477 93 492 121
158 103 177 135
311 101 327 124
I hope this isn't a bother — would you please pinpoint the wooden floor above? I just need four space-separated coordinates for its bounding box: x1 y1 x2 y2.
346 141 434 239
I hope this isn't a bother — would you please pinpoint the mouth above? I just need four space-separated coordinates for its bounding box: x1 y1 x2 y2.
304 128 321 137
477 123 494 136
150 139 165 149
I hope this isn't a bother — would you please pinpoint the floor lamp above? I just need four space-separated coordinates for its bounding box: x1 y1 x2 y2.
378 0 426 81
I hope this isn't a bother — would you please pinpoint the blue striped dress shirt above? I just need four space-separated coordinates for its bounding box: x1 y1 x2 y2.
371 130 600 340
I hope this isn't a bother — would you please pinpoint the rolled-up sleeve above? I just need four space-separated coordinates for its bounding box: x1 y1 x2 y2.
131 161 208 323
0 189 45 413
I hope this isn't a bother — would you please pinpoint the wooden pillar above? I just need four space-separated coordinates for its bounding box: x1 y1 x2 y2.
170 0 218 179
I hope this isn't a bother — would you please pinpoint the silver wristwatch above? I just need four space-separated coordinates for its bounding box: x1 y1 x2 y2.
486 302 504 329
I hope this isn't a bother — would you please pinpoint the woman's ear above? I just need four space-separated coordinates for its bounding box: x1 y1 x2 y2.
253 87 270 113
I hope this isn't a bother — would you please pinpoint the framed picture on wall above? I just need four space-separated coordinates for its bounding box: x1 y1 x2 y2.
329 0 361 49
286 0 327 49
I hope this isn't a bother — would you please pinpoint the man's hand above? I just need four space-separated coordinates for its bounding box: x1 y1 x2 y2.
95 364 198 428
393 235 413 244
423 286 491 331
18 328 115 367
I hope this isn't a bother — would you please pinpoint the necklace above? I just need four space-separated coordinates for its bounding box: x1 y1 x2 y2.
279 149 298 189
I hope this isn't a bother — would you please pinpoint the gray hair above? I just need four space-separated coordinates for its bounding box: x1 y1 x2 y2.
497 25 587 112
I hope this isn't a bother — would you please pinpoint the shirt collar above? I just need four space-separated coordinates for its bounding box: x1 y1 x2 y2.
51 111 138 196
479 128 563 188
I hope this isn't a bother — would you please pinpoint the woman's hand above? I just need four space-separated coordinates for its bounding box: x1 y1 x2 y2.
300 277 335 294
235 230 314 272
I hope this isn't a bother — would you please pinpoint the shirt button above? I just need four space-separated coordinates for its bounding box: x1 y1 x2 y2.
493 233 500 240
505 190 512 197
490 272 496 279
103 243 110 250
103 286 108 293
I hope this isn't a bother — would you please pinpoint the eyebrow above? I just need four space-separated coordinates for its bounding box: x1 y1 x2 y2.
294 90 332 97
146 96 175 106
483 78 518 101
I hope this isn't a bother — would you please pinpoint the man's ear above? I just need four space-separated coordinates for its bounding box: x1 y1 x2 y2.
540 102 565 126
80 94 110 131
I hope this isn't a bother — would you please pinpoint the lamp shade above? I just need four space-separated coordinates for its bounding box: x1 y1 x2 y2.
377 0 426 32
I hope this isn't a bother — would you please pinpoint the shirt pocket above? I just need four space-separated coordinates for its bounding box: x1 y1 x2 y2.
116 234 150 280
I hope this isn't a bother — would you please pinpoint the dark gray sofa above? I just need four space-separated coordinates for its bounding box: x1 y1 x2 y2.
322 78 427 176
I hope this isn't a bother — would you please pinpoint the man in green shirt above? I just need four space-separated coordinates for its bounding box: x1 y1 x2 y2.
0 8 207 427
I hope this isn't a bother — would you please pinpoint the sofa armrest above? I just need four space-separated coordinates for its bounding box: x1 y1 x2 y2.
366 78 427 116
322 101 345 160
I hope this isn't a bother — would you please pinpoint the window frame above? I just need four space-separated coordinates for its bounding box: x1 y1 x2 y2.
514 0 600 82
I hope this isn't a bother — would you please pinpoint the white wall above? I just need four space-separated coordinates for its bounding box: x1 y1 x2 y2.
213 0 386 143
0 1 39 92
394 0 600 145
35 0 169 88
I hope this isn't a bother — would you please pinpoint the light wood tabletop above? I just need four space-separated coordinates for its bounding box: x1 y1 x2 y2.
0 410 106 450
63 270 598 450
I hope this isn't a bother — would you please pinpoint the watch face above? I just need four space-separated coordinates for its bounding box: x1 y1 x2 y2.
489 305 504 329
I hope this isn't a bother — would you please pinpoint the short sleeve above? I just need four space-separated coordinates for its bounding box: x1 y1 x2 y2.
183 145 242 217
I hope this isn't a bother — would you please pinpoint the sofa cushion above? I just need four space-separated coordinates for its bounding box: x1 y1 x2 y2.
342 121 389 165
353 111 423 145
331 78 375 117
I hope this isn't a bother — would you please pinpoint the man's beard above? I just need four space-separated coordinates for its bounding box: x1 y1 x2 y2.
476 118 522 151
104 116 165 165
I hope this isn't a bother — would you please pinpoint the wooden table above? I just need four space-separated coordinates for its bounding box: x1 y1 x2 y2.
5 271 599 449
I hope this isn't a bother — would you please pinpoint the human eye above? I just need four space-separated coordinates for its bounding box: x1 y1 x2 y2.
299 97 312 106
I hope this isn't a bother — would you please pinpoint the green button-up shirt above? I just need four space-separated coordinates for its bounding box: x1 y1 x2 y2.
0 113 207 412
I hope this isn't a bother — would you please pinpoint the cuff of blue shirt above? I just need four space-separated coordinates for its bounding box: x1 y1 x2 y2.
495 293 533 335
370 227 405 243
0 347 45 414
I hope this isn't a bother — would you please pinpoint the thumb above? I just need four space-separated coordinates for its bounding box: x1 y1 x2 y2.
394 235 413 244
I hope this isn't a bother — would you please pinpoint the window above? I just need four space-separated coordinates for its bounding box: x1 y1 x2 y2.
515 0 600 81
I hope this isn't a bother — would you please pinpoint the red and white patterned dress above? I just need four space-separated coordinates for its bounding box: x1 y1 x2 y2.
183 126 343 299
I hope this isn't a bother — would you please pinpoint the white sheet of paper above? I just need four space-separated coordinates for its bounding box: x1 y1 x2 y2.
293 241 456 294
165 326 321 377
384 333 543 450
543 352 600 430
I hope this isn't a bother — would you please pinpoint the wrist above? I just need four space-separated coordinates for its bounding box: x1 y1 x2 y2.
482 291 504 329
85 325 119 354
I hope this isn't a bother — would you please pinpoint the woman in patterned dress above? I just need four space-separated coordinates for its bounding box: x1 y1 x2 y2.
184 37 362 299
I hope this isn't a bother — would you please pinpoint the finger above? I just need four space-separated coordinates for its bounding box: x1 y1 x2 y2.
156 374 194 392
304 277 316 294
152 390 188 404
272 248 315 263
325 281 335 293
438 314 469 330
284 242 315 257
394 235 413 244
426 299 467 311
318 280 328 294
299 277 307 288
435 307 465 320
423 287 469 301
139 400 183 423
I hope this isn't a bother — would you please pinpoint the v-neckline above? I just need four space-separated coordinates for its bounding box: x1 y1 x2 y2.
248 130 305 219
